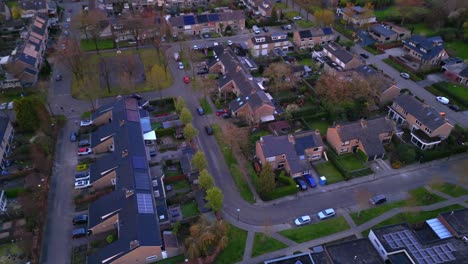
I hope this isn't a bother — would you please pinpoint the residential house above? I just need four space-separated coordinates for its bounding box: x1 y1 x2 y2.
442 63 468 86
0 117 14 170
323 42 362 70
337 6 376 26
256 130 325 177
369 209 468 263
326 117 395 161
268 121 291 136
351 65 400 105
3 13 49 86
402 35 449 70
387 94 454 150
293 27 336 50
0 2 11 20
245 0 274 18
369 23 411 43
247 32 290 57
291 65 312 78
163 0 208 8
209 46 280 123
18 0 49 18
87 98 165 264
169 10 245 35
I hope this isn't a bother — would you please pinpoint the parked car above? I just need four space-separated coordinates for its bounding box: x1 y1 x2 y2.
436 96 450 105
221 113 231 118
0 103 7 110
295 178 307 191
76 164 89 171
75 180 91 189
400 72 410 79
317 208 336 220
293 16 302 20
75 172 90 181
130 94 143 100
216 109 228 116
213 42 219 46
183 76 190 84
282 24 292 30
72 214 89 225
449 104 460 111
178 62 184 70
77 147 92 156
360 53 369 59
72 228 91 238
193 45 199 50
294 215 311 226
227 40 233 45
149 150 157 157
196 107 204 115
70 132 77 142
369 194 387 205
7 101 14 110
205 125 214 135
303 174 317 188
78 140 90 147
263 27 269 32
55 74 62 81
80 120 93 127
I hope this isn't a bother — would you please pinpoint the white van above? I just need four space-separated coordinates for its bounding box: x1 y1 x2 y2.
252 25 260 34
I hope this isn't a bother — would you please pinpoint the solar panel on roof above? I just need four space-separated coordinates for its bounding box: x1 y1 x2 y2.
208 14 219 21
197 15 208 23
136 193 154 214
183 15 195 25
322 27 333 35
132 156 147 169
134 172 150 190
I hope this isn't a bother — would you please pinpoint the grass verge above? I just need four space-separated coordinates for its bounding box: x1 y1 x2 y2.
251 233 288 257
314 162 344 184
430 183 468 197
199 98 213 114
80 39 115 51
351 187 446 226
279 217 350 243
214 225 247 264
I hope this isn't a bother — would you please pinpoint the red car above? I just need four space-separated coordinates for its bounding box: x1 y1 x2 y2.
183 76 190 84
215 109 228 116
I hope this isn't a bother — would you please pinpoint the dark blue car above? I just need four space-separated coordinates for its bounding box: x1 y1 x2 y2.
303 174 317 188
295 178 307 191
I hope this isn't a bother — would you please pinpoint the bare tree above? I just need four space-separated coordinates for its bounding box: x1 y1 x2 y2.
354 187 372 217
263 62 300 97
99 58 112 94
57 38 86 83
73 9 107 53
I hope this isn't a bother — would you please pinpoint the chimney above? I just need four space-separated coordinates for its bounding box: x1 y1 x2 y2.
120 119 126 127
360 118 367 128
315 129 320 136
288 134 295 143
129 240 140 250
121 149 128 158
125 189 134 198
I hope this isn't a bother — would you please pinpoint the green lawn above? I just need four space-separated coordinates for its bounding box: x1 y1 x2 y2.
181 200 199 218
171 179 190 190
314 162 345 184
302 117 329 134
214 225 247 264
298 58 315 67
336 154 366 171
297 20 314 28
284 11 300 19
374 7 399 21
249 130 270 146
445 40 468 60
274 2 287 9
425 82 468 109
351 187 446 226
362 204 464 237
199 98 213 114
152 254 186 264
80 39 115 51
430 183 468 198
251 233 288 257
409 23 437 37
279 217 350 243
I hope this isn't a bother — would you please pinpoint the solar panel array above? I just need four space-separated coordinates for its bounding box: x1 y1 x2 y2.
132 156 147 169
134 172 150 190
197 15 208 23
383 230 456 264
208 14 219 21
136 193 154 214
183 15 196 25
322 27 333 35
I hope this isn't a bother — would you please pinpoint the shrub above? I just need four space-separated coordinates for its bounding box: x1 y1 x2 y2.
4 187 28 198
261 173 297 201
106 234 116 244
391 160 402 169
155 127 176 138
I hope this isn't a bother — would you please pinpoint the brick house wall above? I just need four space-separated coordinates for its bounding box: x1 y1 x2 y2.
112 246 163 264
92 170 117 190
89 214 118 234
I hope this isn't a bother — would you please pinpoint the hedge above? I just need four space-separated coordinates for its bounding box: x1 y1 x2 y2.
163 175 188 183
155 127 176 138
326 150 373 180
419 145 468 163
261 174 297 201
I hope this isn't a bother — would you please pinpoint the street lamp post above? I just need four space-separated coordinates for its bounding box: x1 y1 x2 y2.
296 185 299 198
237 208 240 221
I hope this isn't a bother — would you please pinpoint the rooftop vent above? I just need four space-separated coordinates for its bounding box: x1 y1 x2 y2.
129 240 140 250
120 119 126 126
125 189 134 198
121 149 128 158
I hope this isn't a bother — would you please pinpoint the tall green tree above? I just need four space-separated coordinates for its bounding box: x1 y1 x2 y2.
183 124 199 142
270 6 278 22
198 169 214 190
175 96 186 113
192 151 207 171
257 163 275 196
180 107 193 125
205 187 223 212
14 97 40 132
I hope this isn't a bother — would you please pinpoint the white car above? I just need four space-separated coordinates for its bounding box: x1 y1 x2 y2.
77 147 92 156
178 62 184 70
436 96 450 105
400 72 410 79
7 101 14 110
227 40 233 45
193 45 199 50
66 17 71 22
213 42 219 46
293 16 302 20
294 215 311 226
0 102 7 110
317 208 336 220
80 120 93 127
75 180 91 189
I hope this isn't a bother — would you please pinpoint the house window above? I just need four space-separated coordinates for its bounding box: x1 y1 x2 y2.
340 148 348 153
374 239 381 248
313 147 319 151
403 110 408 116
342 141 350 146
424 127 432 134
277 163 285 169
415 120 422 126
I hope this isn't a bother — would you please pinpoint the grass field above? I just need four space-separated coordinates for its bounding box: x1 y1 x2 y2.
214 225 247 264
351 187 446 226
314 162 344 184
297 20 314 28
336 154 366 171
80 39 115 51
425 82 468 110
279 217 350 243
302 117 329 134
445 40 468 60
181 200 199 218
430 183 468 198
374 7 398 21
251 233 288 257
408 23 437 36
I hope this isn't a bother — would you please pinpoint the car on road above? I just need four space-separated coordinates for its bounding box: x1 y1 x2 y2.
0 103 7 110
216 109 228 116
303 174 317 188
77 147 92 156
64 23 69 29
178 62 184 70
221 113 231 118
436 96 450 105
75 180 91 189
78 139 90 147
448 104 460 111
317 208 336 220
263 27 269 32
66 17 71 22
80 120 93 127
369 194 387 205
72 214 88 225
149 150 157 157
293 16 302 20
400 72 410 79
72 228 91 238
196 107 204 115
70 132 77 142
227 40 233 46
205 125 214 135
360 53 369 59
294 215 311 226
213 42 219 46
295 177 307 191
67 8 73 12
7 101 14 110
61 43 66 50
193 45 199 50
130 93 143 100
183 76 190 84
55 74 62 81
75 172 90 181
282 24 292 30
